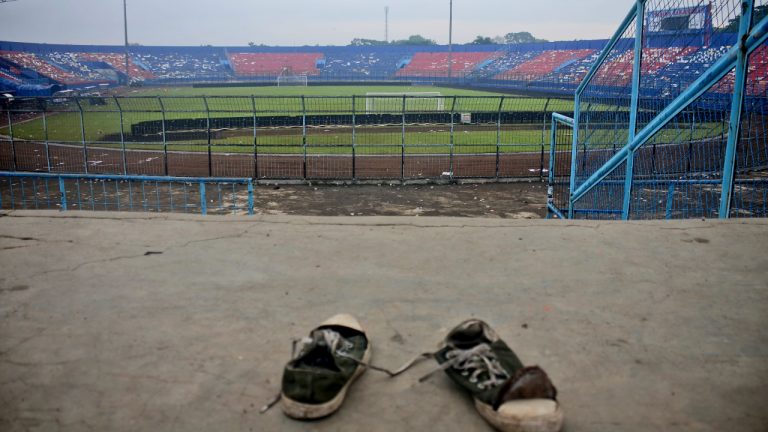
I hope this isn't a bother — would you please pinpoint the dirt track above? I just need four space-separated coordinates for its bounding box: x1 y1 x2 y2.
0 141 549 180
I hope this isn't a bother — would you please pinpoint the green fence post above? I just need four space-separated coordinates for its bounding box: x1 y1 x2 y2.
203 96 212 177
75 97 88 174
301 95 307 180
42 108 51 172
158 97 168 176
401 95 406 181
251 96 258 179
449 96 456 176
6 109 15 172
114 97 128 175
541 98 552 181
351 96 357 180
496 96 504 179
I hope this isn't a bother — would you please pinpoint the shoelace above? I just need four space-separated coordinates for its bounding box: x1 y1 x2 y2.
438 344 510 390
260 329 427 413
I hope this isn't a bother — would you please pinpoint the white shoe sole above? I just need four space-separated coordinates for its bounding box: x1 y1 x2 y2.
475 398 564 432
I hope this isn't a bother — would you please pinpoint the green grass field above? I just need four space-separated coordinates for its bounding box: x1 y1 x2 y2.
2 85 721 156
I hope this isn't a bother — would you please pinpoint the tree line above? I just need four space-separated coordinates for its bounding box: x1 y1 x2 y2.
349 31 548 46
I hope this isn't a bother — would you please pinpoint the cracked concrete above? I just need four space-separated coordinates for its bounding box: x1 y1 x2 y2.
0 210 767 432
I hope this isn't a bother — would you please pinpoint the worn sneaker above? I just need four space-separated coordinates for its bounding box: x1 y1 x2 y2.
429 319 563 432
278 314 372 420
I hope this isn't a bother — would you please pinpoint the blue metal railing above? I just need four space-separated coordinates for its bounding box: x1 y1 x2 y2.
558 0 768 220
0 172 254 216
547 113 574 219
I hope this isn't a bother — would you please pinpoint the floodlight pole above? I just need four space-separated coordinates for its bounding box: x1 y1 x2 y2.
448 0 453 82
385 6 389 43
123 0 130 84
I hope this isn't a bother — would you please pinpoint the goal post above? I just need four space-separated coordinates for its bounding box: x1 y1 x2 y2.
276 70 308 87
365 92 445 114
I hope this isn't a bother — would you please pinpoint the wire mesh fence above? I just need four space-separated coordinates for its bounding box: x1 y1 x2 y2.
547 114 574 218
0 172 254 215
549 0 768 219
0 95 573 182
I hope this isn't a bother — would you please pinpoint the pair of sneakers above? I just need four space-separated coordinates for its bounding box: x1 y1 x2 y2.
262 314 564 432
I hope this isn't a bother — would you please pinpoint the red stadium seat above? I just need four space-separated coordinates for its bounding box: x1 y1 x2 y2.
228 53 323 76
396 52 493 77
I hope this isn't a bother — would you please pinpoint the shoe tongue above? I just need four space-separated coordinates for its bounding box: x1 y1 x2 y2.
294 331 342 371
448 321 491 349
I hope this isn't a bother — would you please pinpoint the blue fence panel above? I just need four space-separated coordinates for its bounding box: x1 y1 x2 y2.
0 172 254 216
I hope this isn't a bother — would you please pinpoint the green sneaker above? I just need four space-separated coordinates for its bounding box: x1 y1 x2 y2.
278 314 372 420
430 319 563 432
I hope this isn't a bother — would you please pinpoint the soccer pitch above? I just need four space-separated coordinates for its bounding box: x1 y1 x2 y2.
3 86 576 155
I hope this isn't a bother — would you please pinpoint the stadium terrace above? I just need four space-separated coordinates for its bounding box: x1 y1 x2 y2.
1 31 760 99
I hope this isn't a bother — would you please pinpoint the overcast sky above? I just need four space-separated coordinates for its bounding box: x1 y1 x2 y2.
0 0 632 47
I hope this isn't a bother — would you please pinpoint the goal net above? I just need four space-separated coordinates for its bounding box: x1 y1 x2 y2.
276 70 308 87
365 92 445 114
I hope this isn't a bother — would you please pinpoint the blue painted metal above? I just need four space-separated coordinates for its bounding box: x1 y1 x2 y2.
568 94 581 219
548 117 558 187
0 172 252 183
548 113 574 218
622 0 645 220
115 181 120 211
576 2 642 95
247 181 254 215
8 180 14 210
570 13 768 206
665 183 676 220
552 113 574 126
58 177 67 211
1 172 253 215
19 178 26 209
199 181 207 215
141 181 147 212
719 0 755 218
75 180 82 209
547 203 566 219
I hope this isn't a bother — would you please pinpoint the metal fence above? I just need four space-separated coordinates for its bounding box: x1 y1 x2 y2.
548 0 768 219
0 95 571 182
0 172 254 215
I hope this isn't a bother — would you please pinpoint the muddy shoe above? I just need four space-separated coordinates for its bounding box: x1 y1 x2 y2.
431 319 563 432
279 314 371 420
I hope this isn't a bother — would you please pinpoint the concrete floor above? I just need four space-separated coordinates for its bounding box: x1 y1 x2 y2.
0 211 767 432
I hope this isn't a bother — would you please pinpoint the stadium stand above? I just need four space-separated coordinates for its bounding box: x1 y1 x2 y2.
134 52 230 81
495 49 596 81
77 53 155 81
0 69 21 83
396 52 494 77
228 53 323 77
594 47 698 87
45 52 116 82
0 37 762 96
470 49 543 78
320 49 406 79
0 51 83 84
